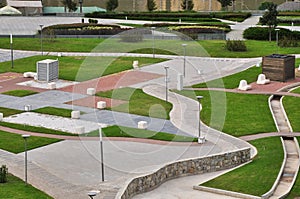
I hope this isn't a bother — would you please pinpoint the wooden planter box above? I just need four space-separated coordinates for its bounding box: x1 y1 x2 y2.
262 54 295 82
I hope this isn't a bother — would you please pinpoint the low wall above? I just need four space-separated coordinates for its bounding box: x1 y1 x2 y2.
117 147 251 199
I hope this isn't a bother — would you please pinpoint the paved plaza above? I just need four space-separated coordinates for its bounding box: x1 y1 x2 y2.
0 15 299 199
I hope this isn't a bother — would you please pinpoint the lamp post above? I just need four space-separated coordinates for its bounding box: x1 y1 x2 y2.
275 28 280 54
151 27 155 58
39 24 44 56
182 44 187 77
10 34 13 69
99 127 104 182
87 191 97 199
79 0 83 13
164 66 169 102
196 96 205 144
22 134 30 184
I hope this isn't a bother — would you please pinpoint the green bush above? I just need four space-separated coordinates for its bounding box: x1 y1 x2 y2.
279 36 298 47
225 40 247 51
88 19 98 24
243 27 300 40
0 165 8 183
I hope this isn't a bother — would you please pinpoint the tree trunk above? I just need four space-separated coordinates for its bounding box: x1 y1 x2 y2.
269 27 272 41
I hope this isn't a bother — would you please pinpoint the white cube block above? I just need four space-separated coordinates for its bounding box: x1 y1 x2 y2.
87 88 96 95
0 113 3 121
48 82 56 90
138 121 148 129
71 111 80 119
75 126 85 134
97 101 106 109
132 60 139 69
24 105 32 112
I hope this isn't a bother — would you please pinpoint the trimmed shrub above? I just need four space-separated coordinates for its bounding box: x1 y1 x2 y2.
88 19 98 24
279 36 298 47
225 40 247 51
0 165 8 183
243 27 300 41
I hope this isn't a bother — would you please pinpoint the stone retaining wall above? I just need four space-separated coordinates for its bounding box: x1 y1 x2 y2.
117 147 251 199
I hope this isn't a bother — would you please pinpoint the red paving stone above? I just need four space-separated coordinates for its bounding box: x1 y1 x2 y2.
67 96 126 108
59 70 162 94
0 72 46 93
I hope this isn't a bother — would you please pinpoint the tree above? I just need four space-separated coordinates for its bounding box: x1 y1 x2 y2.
217 0 232 10
259 2 278 41
61 0 77 12
0 0 7 7
106 0 118 11
259 1 273 10
181 0 194 11
147 0 157 12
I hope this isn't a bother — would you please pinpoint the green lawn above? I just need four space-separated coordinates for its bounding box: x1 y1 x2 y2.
33 107 73 118
202 137 283 196
176 90 276 137
0 107 23 117
96 87 172 119
2 90 38 97
0 38 104 52
192 66 261 89
86 125 196 142
0 56 167 82
0 122 76 137
283 96 300 132
129 48 177 55
0 173 53 199
0 130 61 153
198 40 300 58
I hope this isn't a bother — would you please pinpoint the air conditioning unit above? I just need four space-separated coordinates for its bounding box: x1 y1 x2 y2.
36 59 59 82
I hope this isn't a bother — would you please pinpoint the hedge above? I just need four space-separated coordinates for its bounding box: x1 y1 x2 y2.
85 12 251 22
243 27 300 40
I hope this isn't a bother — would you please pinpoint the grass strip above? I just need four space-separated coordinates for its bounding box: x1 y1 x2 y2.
0 130 61 153
0 173 53 198
1 90 38 97
33 107 73 118
202 137 283 196
0 107 23 117
85 125 196 142
283 96 300 132
0 121 77 137
96 87 172 119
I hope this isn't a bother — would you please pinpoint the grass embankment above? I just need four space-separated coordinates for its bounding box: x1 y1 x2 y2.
87 125 196 142
0 56 167 81
96 87 172 119
192 66 261 89
283 87 300 132
0 130 61 153
0 107 23 117
1 90 38 97
202 137 283 196
176 90 276 137
0 174 53 199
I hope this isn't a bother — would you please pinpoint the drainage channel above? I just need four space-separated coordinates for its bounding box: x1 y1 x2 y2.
267 94 300 199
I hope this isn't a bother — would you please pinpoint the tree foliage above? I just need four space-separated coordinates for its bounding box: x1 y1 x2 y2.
106 0 118 11
147 0 157 12
181 0 194 11
217 0 232 10
259 2 278 41
61 0 77 12
259 1 274 10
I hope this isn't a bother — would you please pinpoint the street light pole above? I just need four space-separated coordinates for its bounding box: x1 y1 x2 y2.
182 44 187 77
10 34 13 69
164 66 169 102
275 28 280 54
99 127 104 182
39 24 43 56
79 0 83 13
22 134 30 184
196 96 205 144
151 27 155 58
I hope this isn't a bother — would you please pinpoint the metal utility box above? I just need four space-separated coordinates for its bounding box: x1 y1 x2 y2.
36 59 59 82
262 54 295 82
